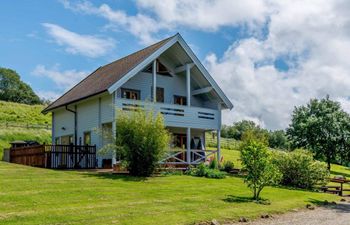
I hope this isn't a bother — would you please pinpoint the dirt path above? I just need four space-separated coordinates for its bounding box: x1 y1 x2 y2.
228 202 350 225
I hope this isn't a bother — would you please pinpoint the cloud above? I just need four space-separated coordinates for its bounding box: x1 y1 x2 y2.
206 0 350 129
32 64 88 92
42 23 115 57
35 90 61 101
60 0 271 44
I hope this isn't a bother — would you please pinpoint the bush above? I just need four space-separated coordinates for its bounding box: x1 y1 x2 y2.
208 157 218 169
222 160 235 173
99 109 169 176
186 163 226 179
240 140 282 200
272 149 329 189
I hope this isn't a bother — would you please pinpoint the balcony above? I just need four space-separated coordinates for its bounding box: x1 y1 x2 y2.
115 98 220 130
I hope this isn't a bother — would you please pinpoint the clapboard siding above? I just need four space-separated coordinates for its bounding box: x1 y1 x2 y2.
101 95 114 123
77 98 99 146
54 108 74 138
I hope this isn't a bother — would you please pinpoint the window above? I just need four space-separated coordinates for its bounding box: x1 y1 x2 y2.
174 95 187 106
102 123 113 146
121 88 140 100
151 87 164 103
83 131 91 145
55 137 60 145
61 135 73 145
143 61 172 76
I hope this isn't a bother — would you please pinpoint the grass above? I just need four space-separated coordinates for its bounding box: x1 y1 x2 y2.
0 101 52 159
0 161 339 225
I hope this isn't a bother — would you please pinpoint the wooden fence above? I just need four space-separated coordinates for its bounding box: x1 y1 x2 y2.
10 144 96 169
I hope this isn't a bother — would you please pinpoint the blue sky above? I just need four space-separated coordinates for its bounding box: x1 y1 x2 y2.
1 0 350 129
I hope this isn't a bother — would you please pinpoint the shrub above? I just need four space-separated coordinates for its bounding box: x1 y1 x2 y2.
222 160 235 173
272 149 329 189
240 140 282 200
99 109 169 176
208 157 218 169
186 163 226 179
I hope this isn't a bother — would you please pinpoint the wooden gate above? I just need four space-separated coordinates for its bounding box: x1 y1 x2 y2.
9 144 96 169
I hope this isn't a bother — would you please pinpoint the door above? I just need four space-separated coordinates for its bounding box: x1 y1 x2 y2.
60 135 73 167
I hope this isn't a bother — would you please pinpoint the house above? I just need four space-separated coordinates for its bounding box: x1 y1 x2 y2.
42 33 233 168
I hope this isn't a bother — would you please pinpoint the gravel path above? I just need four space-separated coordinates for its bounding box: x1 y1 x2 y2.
228 202 350 225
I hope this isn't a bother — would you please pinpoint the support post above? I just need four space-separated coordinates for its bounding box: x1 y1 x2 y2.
186 64 191 106
153 60 157 102
187 127 191 164
217 129 221 163
112 92 117 167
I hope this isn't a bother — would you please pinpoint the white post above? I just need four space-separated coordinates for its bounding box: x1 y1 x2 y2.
153 60 157 102
112 92 117 167
187 127 191 164
217 129 221 162
186 64 191 106
52 112 55 144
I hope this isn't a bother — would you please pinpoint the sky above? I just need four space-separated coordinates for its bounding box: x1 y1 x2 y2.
1 0 350 130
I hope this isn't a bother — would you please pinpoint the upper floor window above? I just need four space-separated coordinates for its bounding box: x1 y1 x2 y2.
143 61 172 76
121 88 140 100
151 87 164 103
174 95 187 106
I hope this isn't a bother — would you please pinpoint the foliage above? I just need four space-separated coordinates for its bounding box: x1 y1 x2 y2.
0 67 42 105
206 133 240 150
186 163 226 179
222 160 235 173
287 96 350 169
221 120 265 140
268 130 290 150
272 149 329 189
100 109 169 176
241 129 269 146
240 140 282 200
208 157 219 169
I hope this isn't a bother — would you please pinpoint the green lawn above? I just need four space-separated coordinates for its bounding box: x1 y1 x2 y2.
0 160 339 225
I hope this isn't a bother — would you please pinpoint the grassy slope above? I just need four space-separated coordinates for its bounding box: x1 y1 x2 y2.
0 101 51 159
0 161 339 225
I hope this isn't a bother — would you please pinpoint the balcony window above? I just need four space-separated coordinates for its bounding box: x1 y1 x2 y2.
151 87 164 103
83 131 91 145
121 88 140 100
174 95 187 106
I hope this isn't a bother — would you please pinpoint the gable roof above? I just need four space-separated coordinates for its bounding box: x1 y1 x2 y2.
42 35 175 113
43 33 233 113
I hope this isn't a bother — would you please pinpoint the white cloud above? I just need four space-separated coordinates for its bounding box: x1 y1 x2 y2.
32 64 88 92
60 0 271 44
206 0 350 129
35 90 61 101
42 23 115 57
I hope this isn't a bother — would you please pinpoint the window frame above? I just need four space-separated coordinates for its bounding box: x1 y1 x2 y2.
121 88 141 100
174 95 187 106
83 131 91 146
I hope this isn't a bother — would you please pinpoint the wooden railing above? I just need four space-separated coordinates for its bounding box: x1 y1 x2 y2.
115 99 220 130
10 144 96 169
159 149 218 165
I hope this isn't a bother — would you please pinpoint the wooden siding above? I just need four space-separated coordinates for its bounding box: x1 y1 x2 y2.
54 108 74 138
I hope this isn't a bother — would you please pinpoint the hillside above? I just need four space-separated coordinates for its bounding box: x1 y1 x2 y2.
0 101 51 159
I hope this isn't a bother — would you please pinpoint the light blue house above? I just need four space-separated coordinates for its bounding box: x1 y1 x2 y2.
43 33 233 168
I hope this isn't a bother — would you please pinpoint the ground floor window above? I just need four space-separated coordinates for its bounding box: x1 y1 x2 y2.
83 131 91 145
102 122 113 146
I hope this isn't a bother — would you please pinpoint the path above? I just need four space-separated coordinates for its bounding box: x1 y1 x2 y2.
228 202 350 225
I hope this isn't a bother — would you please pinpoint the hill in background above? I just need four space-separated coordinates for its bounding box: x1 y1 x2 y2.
0 101 51 159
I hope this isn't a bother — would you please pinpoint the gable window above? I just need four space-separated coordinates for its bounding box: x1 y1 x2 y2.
174 95 187 106
83 131 91 145
151 87 164 103
121 88 140 100
143 61 172 76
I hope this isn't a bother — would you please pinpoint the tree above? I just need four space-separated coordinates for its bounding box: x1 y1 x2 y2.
287 96 350 170
240 140 281 200
268 130 289 150
0 67 41 105
224 120 267 140
99 109 169 176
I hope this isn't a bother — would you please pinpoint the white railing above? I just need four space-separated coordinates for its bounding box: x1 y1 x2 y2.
159 149 218 165
115 98 220 130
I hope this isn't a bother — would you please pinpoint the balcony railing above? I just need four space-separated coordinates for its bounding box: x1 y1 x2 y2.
115 98 220 130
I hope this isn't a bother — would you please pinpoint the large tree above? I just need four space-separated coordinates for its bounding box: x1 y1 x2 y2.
0 67 41 105
287 96 350 169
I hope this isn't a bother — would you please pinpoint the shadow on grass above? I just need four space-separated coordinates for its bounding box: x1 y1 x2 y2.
81 172 147 182
223 195 270 205
308 198 350 213
330 170 350 178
